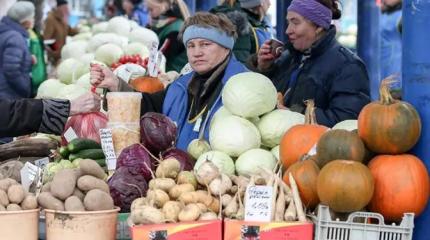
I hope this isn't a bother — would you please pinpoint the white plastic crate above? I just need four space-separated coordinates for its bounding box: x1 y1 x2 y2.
314 205 414 240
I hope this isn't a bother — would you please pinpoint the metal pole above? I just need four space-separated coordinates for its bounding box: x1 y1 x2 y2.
402 1 430 239
276 0 291 42
196 0 218 11
183 0 196 14
357 0 380 100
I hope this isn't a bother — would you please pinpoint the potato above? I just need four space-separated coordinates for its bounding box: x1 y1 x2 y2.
147 189 170 208
77 175 109 193
199 212 218 221
178 204 201 222
131 206 164 225
51 169 77 200
0 189 9 206
65 196 85 211
37 192 64 211
7 203 21 211
168 184 195 200
0 178 17 191
155 158 181 179
41 182 51 192
73 168 83 179
72 188 85 201
148 178 176 192
196 203 207 212
83 189 114 211
131 197 148 212
162 201 182 222
8 184 25 204
79 159 106 180
21 195 38 210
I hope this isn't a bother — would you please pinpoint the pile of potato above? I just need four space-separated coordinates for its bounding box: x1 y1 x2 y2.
130 158 221 225
38 159 114 211
0 178 38 211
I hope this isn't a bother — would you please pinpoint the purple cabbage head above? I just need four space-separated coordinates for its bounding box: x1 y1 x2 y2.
140 112 177 154
108 166 148 213
117 144 155 182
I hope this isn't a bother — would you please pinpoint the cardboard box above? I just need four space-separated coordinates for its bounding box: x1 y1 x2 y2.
224 220 313 240
131 220 222 240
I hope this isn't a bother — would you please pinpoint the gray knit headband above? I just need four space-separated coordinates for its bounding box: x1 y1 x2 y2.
182 25 235 49
288 0 333 29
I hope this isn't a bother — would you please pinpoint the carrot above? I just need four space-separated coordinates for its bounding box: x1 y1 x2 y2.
289 173 307 222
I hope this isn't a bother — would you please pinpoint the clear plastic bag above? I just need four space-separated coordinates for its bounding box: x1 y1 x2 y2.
61 112 108 145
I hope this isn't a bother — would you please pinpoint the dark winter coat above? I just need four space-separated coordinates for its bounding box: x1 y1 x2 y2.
249 26 370 127
0 17 33 99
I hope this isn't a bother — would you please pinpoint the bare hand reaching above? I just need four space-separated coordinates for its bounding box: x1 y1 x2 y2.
90 63 119 91
69 92 102 115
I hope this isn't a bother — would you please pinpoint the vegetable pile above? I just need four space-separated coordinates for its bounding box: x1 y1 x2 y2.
0 178 38 211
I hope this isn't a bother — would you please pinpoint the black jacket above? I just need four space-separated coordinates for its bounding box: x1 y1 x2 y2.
0 99 70 138
250 26 370 127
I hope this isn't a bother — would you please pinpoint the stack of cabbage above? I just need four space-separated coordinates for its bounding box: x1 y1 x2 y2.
37 16 162 100
189 72 306 177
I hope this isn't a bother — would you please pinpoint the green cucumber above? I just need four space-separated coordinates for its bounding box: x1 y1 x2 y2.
94 158 107 167
58 146 70 158
67 139 101 153
69 149 105 161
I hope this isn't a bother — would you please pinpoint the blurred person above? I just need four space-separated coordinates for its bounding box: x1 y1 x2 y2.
380 0 402 91
43 0 79 66
0 93 101 138
249 0 370 127
0 1 35 100
105 0 125 18
210 0 273 63
146 0 190 72
90 12 249 150
122 0 150 26
29 27 47 96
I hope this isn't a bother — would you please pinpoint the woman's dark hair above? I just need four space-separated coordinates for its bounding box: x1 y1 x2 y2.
318 0 342 20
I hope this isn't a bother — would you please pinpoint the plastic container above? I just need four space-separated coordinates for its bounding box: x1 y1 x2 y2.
106 92 142 122
45 207 120 240
109 122 140 156
0 209 39 240
313 205 414 240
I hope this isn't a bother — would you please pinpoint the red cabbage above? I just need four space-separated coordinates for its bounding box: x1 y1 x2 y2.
117 144 155 182
140 112 177 154
108 166 148 213
162 148 194 171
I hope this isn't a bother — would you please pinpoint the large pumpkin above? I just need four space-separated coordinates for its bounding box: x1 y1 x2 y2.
368 154 430 221
130 76 164 93
317 160 374 213
280 100 328 168
283 155 320 209
316 129 365 168
358 79 421 154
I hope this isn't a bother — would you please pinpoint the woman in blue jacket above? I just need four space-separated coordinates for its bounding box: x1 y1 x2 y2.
0 2 35 100
90 12 249 150
250 0 370 127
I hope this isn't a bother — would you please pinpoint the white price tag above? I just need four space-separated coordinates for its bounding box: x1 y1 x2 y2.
20 162 41 192
244 185 273 222
64 127 78 143
99 128 117 171
34 157 50 170
307 143 317 156
193 117 202 132
148 41 159 77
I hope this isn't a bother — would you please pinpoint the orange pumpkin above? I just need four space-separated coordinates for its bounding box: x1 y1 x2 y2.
280 100 328 168
283 155 320 209
317 160 374 213
130 76 164 93
316 129 365 168
358 78 421 154
368 154 430 222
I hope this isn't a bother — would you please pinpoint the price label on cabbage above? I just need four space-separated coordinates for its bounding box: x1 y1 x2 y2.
99 128 117 171
64 127 78 143
244 185 273 222
148 41 159 77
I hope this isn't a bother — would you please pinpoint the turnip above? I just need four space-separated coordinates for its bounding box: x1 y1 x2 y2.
131 205 164 225
209 174 232 196
162 201 182 222
187 139 211 160
169 184 195 200
146 189 170 208
155 158 181 179
178 204 201 222
199 212 218 221
221 194 233 207
224 193 238 218
195 160 219 186
176 171 197 189
148 178 176 192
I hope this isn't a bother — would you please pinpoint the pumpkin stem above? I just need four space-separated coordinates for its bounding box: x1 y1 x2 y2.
379 76 397 105
304 99 317 125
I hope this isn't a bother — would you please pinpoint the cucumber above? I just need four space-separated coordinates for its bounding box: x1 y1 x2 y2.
58 146 70 158
67 139 101 153
69 149 105 161
94 158 107 167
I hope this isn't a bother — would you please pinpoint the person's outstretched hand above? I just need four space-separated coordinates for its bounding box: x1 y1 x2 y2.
69 92 102 115
257 40 276 71
90 63 119 91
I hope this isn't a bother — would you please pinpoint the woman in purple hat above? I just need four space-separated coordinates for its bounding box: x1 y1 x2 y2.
249 0 370 127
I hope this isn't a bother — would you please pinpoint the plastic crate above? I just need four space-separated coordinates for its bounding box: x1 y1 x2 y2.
314 205 414 240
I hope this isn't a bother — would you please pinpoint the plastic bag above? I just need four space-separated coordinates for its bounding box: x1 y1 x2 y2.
61 112 108 145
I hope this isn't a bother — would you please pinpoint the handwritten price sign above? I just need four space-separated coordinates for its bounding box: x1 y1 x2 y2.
244 185 273 222
99 128 117 171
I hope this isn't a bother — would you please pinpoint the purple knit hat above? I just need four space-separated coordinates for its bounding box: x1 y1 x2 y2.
288 0 333 29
